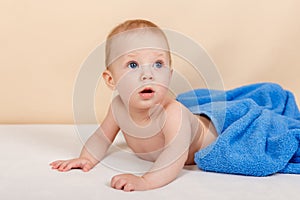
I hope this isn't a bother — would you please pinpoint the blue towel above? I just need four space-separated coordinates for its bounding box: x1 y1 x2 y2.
176 82 300 176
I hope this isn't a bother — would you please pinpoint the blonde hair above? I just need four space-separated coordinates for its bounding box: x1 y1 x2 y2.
105 19 171 67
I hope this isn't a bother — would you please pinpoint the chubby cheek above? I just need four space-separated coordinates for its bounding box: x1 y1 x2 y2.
115 68 171 105
115 72 140 105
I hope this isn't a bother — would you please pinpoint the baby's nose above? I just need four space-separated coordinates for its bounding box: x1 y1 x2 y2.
140 65 153 81
141 74 153 81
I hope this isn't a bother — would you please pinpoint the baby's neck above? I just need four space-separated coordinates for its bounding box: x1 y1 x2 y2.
129 104 166 126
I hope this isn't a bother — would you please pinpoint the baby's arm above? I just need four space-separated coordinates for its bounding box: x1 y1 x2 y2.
111 104 192 191
50 105 120 172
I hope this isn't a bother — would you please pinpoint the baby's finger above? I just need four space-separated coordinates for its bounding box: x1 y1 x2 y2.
82 162 92 172
114 178 127 190
62 163 74 171
49 160 60 167
50 160 63 169
110 176 117 188
58 161 71 171
123 183 134 192
111 175 122 189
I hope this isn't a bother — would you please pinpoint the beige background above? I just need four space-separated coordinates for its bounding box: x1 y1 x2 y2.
1 0 300 124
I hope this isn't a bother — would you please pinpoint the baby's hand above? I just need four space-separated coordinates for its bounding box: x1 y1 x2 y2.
50 158 95 172
111 174 149 192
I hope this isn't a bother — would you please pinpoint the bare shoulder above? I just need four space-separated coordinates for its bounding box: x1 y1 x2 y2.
164 99 193 121
163 99 194 134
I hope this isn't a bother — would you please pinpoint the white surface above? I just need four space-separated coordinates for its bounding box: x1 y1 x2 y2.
0 125 299 200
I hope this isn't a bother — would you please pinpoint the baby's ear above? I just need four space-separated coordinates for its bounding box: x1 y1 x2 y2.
102 70 116 90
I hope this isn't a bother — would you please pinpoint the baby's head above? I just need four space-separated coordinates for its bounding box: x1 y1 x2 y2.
105 19 171 68
103 19 173 108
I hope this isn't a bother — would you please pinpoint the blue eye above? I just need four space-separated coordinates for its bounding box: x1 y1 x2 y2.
128 61 139 69
153 61 163 68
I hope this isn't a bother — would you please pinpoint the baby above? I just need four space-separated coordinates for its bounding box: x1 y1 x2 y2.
50 19 217 191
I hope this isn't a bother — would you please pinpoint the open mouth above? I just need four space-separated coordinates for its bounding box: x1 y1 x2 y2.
140 88 154 94
139 87 155 98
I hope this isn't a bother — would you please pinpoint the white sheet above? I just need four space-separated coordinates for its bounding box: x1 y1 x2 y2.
1 125 299 200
